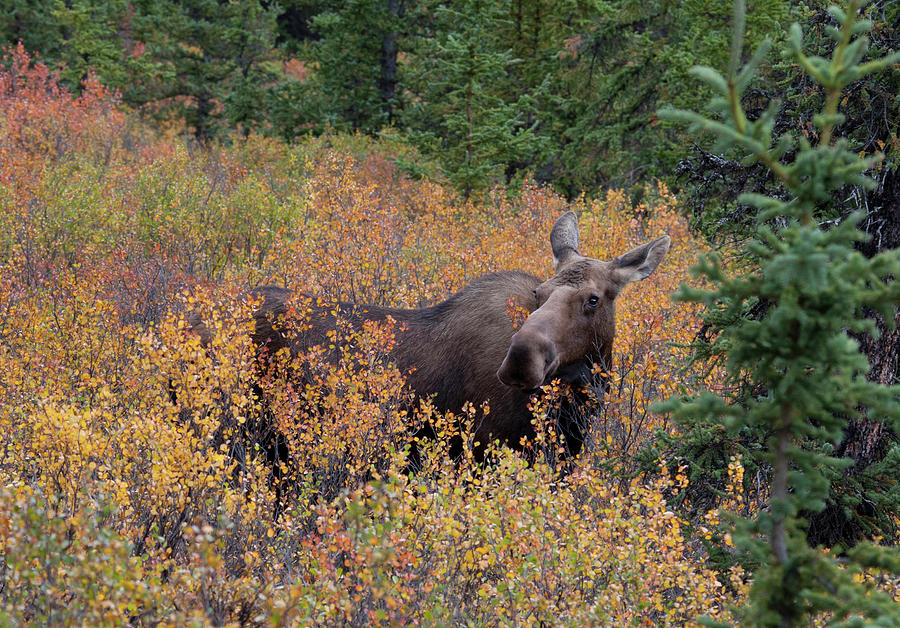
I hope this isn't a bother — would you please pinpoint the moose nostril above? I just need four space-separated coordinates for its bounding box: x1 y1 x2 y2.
542 341 558 368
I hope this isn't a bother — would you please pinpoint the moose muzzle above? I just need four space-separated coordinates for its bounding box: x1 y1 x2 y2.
496 331 559 391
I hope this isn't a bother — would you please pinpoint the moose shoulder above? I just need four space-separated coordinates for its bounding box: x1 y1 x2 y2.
249 211 670 461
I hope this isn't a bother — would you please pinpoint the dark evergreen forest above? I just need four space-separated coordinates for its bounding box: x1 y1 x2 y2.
5 1 893 202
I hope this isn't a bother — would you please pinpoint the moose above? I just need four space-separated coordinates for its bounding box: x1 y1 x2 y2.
222 211 670 468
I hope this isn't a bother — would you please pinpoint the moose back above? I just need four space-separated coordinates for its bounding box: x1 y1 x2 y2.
205 211 670 462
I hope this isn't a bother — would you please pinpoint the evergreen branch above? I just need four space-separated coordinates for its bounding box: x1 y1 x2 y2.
727 0 746 82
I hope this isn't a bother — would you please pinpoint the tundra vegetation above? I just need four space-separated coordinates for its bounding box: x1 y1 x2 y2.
0 0 898 625
0 43 743 625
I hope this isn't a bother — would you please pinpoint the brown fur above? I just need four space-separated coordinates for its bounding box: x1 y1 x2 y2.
250 273 546 459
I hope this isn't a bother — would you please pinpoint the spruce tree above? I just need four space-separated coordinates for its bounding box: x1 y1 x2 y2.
269 0 408 137
1 0 63 61
131 0 281 141
668 0 900 550
2 0 161 100
658 0 900 624
403 0 545 198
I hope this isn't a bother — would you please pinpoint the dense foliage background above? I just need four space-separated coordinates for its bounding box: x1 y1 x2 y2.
1 0 898 625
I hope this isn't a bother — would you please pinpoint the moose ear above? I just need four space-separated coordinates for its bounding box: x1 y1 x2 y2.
550 211 581 271
612 235 671 283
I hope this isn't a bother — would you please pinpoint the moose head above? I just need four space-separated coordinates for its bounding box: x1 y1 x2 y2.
496 211 670 391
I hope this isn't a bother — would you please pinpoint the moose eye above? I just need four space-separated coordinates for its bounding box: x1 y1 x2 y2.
586 295 600 307
533 289 539 302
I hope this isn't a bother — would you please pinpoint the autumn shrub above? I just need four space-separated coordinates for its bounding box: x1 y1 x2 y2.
269 458 747 626
256 298 418 502
0 486 159 626
0 42 759 625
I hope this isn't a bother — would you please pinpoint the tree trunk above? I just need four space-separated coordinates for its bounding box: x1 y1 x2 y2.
378 0 403 124
806 166 900 547
847 165 900 458
194 91 213 143
848 165 900 458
